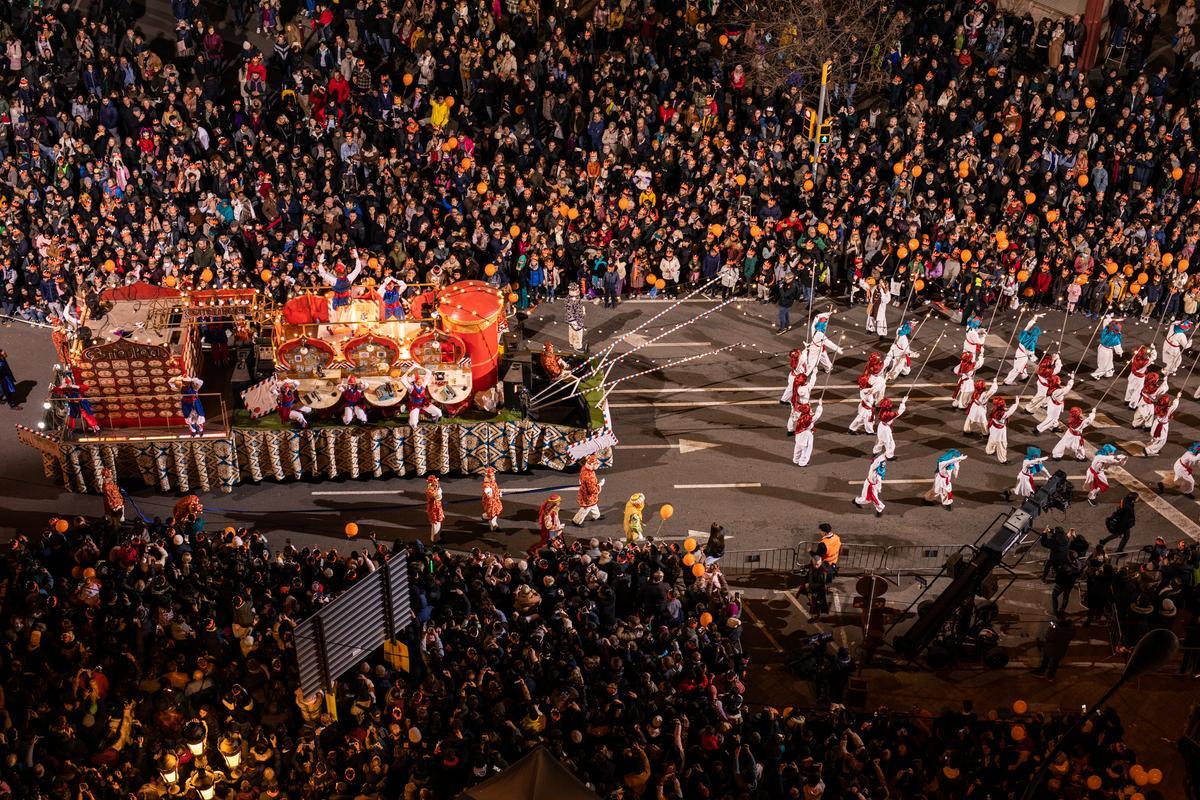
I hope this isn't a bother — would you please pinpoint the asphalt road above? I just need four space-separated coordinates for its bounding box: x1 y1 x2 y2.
4 296 1200 557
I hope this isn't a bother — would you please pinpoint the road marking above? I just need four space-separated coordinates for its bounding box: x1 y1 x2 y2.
778 588 813 623
674 482 762 489
606 383 959 393
623 298 723 304
634 341 714 348
620 439 720 454
742 602 784 653
611 398 958 408
656 532 735 541
311 489 405 496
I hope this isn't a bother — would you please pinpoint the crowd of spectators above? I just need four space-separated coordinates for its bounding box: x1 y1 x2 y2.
6 0 1200 328
0 510 1182 799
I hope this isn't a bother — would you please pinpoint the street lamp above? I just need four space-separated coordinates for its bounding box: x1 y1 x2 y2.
189 768 218 800
183 720 208 757
157 752 179 785
218 733 242 771
1020 628 1179 800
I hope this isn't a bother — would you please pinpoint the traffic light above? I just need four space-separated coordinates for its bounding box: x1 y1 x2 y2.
817 120 833 144
805 108 817 140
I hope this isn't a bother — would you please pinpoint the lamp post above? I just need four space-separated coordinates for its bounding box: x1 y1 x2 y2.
1020 628 1179 800
183 719 208 758
156 752 179 786
218 732 243 775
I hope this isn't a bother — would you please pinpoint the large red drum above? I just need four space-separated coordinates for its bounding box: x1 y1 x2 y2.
436 281 505 392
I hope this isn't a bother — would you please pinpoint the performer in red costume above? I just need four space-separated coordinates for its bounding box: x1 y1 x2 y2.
338 375 368 424
426 475 444 541
572 454 605 526
402 370 444 428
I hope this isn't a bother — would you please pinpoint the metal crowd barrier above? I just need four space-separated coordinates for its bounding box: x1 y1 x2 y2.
718 547 802 576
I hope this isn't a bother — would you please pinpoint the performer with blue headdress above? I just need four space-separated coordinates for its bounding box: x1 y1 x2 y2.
1084 443 1127 505
1162 319 1193 376
1004 312 1045 384
317 250 364 321
924 449 968 509
803 310 844 373
962 315 987 365
169 375 206 436
852 453 889 517
1157 442 1200 498
884 321 920 380
1091 314 1124 379
379 275 408 321
1005 446 1050 502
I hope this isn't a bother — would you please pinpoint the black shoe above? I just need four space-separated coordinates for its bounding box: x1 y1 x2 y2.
1187 493 1197 500
852 499 862 508
1087 497 1098 506
1002 489 1011 502
1156 481 1165 494
875 510 883 518
944 504 953 512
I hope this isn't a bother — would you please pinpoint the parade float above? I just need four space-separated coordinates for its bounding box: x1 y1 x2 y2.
18 277 612 495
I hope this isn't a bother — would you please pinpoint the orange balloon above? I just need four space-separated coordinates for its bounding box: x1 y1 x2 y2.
1137 272 1149 285
897 246 909 259
1086 775 1102 790
1147 769 1163 785
507 292 519 303
749 225 763 238
260 269 272 282
200 268 214 283
1173 167 1184 180
644 274 657 286
699 612 713 626
1054 110 1066 122
484 264 497 277
477 182 489 194
992 132 1003 144
509 225 521 237
1017 270 1029 282
817 222 829 235
444 96 454 108
1123 264 1134 277
893 162 904 175
1012 700 1028 714
719 34 729 46
802 179 814 192
1106 261 1118 275
1162 253 1174 266
1179 258 1191 272
909 238 920 251
461 157 473 170
165 274 177 287
567 207 579 220
914 279 925 291
403 73 413 86
1046 210 1059 223
345 522 359 537
709 224 724 237
655 279 666 289
1010 724 1026 741
446 137 458 150
1077 174 1088 187
960 249 972 262
684 537 697 552
735 174 746 186
691 563 705 577
83 567 96 579
682 552 695 566
1024 191 1036 205
103 259 116 272
911 165 923 178
54 518 69 533
1085 95 1096 109
1130 283 1142 295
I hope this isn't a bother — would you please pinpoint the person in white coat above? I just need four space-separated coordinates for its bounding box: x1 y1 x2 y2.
1085 444 1127 504
852 454 888 517
1004 446 1049 502
924 450 967 509
1035 374 1074 433
1156 442 1200 498
791 401 824 467
1051 406 1095 460
872 398 906 460
786 373 813 434
1132 372 1167 429
848 374 876 435
1026 352 1062 416
780 347 806 403
985 396 1020 463
964 379 996 434
864 352 888 404
952 352 978 409
804 313 844 373
1091 315 1124 379
1003 314 1045 384
962 316 987 365
1125 345 1156 408
884 321 918 380
1144 392 1181 456
862 278 891 336
1162 320 1194 376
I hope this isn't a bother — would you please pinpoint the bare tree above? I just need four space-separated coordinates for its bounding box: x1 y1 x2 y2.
730 0 904 97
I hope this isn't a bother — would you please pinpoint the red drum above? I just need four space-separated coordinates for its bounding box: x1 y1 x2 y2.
436 281 505 392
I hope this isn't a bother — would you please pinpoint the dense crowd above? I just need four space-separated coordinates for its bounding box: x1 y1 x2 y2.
0 510 1180 799
4 0 1200 326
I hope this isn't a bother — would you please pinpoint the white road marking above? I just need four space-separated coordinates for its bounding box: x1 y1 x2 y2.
623 298 723 304
311 489 405 496
656 532 735 541
611 398 958 408
742 602 785 653
674 482 762 489
619 438 720 454
606 383 959 393
633 341 714 348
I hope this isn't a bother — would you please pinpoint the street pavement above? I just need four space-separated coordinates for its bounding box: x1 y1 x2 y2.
4 295 1200 553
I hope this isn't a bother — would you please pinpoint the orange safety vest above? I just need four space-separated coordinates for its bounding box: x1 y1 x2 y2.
822 533 841 565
